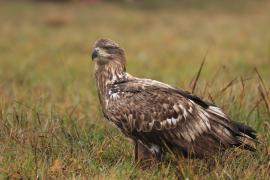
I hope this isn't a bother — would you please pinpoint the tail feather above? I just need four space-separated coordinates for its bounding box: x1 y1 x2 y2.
232 121 257 140
232 121 258 152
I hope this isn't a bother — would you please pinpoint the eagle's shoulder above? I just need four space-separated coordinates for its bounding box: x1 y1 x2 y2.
111 76 212 109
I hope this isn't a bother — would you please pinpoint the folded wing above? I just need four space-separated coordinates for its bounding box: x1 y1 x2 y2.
107 79 256 156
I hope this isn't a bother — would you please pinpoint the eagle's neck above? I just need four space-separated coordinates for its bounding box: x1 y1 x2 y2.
95 63 127 108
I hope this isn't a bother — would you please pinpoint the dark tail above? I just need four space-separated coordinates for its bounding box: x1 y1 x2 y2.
232 121 258 151
233 121 257 139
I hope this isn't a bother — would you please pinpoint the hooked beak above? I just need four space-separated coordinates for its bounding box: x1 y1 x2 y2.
91 48 99 61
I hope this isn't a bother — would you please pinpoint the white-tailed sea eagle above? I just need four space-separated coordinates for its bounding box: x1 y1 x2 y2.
91 38 257 168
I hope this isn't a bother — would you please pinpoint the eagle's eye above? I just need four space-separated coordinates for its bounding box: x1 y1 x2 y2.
103 46 117 50
102 46 120 55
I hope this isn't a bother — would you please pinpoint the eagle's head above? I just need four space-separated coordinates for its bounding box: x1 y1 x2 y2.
91 39 126 70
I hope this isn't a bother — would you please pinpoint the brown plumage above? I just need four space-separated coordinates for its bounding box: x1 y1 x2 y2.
91 38 257 167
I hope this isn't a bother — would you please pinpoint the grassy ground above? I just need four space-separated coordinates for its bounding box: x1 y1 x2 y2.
0 0 270 179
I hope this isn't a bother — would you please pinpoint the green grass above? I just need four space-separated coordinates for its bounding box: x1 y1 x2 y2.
0 0 270 179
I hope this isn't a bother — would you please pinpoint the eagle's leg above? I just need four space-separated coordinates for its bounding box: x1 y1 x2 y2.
134 140 162 169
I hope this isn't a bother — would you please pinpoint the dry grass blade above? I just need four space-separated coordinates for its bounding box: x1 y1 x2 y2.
258 85 270 116
247 97 263 119
191 53 207 94
264 121 270 130
208 92 216 104
202 82 210 98
215 77 252 98
210 66 224 85
255 67 268 95
213 77 238 99
220 78 238 94
255 68 270 116
239 76 246 106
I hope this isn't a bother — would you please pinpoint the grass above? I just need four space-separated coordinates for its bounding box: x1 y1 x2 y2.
0 0 270 179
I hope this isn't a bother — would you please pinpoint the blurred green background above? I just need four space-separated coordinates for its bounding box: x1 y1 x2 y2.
0 0 269 179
